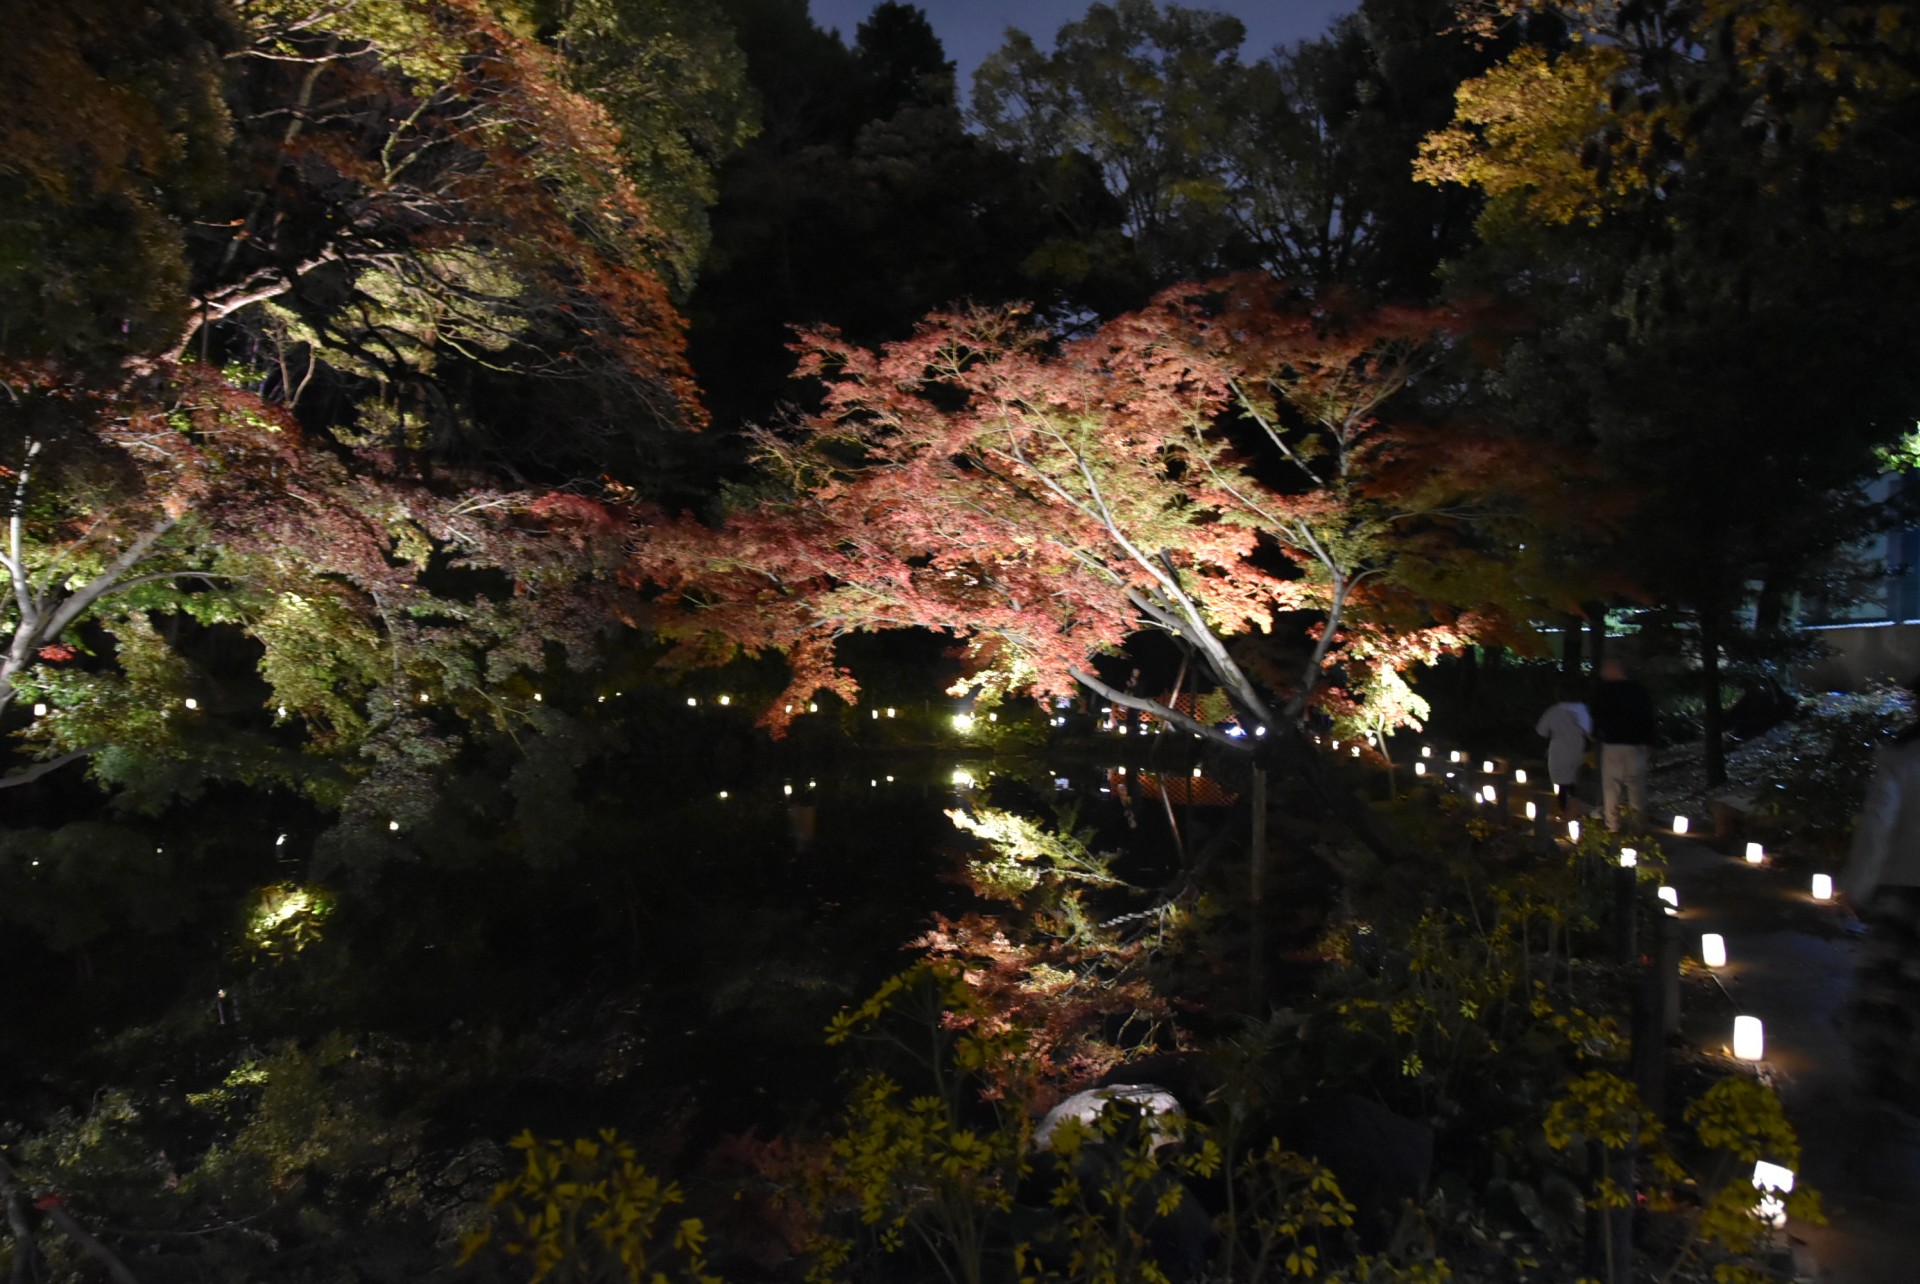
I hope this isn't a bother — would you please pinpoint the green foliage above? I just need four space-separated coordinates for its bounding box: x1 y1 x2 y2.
1754 687 1911 852
461 1130 720 1284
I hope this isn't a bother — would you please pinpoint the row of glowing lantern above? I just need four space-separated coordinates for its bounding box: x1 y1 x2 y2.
1407 750 1800 1228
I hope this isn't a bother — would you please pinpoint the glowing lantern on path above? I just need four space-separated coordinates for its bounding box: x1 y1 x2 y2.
1482 760 1495 774
1524 801 1536 820
1733 1015 1764 1061
1673 814 1689 835
1415 762 1427 776
1745 842 1764 865
1751 1161 1795 1228
1568 820 1581 843
1811 874 1833 901
1658 885 1679 909
1514 769 1528 784
1701 934 1727 968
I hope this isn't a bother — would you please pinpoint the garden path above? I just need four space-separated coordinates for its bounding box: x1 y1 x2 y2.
1657 834 1920 1284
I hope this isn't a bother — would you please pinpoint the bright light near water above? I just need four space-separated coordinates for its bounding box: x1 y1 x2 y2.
1701 933 1727 967
1673 814 1689 834
1745 842 1764 865
1620 847 1638 868
1733 1015 1764 1061
1811 873 1833 901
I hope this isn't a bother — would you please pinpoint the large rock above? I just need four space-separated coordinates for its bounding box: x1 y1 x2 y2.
1035 1083 1184 1151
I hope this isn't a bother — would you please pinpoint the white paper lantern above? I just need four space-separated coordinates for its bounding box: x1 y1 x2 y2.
1421 746 1433 759
1811 873 1833 902
1658 885 1679 908
1524 800 1537 820
1673 814 1690 835
1482 759 1496 774
1415 762 1427 776
1568 820 1581 842
1514 769 1528 784
1745 842 1764 865
1701 933 1727 968
1733 1015 1764 1061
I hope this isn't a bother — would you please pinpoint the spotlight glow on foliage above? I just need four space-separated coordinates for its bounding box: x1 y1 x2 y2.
1620 847 1637 868
246 883 334 959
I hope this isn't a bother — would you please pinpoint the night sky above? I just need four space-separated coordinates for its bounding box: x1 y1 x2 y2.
807 0 1365 95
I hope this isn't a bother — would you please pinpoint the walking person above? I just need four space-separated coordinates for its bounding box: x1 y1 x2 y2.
1590 658 1656 830
1535 681 1592 817
1838 719 1920 1118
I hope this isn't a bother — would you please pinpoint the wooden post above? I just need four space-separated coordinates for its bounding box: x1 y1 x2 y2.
1614 865 1638 967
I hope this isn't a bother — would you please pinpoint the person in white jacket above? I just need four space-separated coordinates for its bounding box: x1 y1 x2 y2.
1535 683 1593 818
1838 729 1920 1114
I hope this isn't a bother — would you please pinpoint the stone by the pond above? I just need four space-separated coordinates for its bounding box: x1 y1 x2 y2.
1035 1084 1183 1151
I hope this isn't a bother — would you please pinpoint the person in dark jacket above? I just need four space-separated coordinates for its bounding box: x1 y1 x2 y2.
1590 658 1657 830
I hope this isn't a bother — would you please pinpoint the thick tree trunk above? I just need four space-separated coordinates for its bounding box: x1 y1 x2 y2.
1249 766 1267 1007
1754 576 1786 635
1560 616 1584 676
1700 608 1726 788
1586 603 1608 672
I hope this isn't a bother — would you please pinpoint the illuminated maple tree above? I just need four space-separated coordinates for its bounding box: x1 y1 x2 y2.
0 0 723 816
642 274 1556 752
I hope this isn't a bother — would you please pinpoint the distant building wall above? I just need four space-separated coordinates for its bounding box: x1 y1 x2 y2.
1797 621 1920 692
